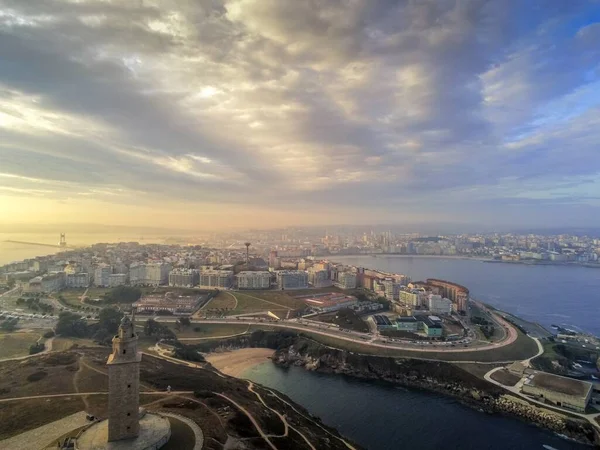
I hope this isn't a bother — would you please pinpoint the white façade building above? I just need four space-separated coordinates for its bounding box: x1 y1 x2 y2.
199 269 234 289
94 264 112 287
108 273 128 287
169 268 200 287
236 271 271 290
66 272 90 288
428 294 453 315
276 270 308 290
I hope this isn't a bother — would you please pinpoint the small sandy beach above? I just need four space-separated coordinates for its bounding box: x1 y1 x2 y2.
204 348 274 378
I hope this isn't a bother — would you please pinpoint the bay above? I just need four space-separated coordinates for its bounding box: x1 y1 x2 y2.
332 255 600 336
243 364 588 450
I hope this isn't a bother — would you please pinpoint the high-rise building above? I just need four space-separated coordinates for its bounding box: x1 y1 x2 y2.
199 270 234 289
169 268 200 287
94 264 112 287
308 268 332 288
276 270 308 290
428 294 453 315
129 263 146 286
236 271 271 290
108 273 128 287
145 263 171 286
66 272 90 288
336 271 357 290
382 279 400 301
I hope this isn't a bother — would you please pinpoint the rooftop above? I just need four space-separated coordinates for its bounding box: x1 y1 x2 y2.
524 372 593 398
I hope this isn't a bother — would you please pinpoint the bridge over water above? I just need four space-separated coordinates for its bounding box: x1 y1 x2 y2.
3 240 67 249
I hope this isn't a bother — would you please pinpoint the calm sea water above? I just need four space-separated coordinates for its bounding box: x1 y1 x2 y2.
333 255 600 336
243 364 588 450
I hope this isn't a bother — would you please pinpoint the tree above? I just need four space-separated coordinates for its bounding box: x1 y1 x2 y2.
55 312 88 337
6 277 15 288
144 319 161 337
29 342 45 355
179 317 191 328
1 318 18 332
97 308 124 335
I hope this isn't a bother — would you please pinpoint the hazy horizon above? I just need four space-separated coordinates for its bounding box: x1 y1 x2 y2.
1 1 600 228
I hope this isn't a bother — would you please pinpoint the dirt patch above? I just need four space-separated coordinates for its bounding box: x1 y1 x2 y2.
0 397 83 440
490 369 521 387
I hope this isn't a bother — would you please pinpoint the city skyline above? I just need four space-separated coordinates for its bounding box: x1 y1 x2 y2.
1 1 600 229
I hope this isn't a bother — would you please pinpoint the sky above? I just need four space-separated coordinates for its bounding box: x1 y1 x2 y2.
1 0 600 232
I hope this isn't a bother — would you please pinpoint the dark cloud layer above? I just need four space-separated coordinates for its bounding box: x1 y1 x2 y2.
1 0 599 226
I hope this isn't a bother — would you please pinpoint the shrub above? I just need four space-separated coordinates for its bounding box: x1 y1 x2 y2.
27 370 48 382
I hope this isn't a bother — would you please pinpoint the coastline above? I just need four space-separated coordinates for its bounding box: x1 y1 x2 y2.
331 254 490 261
204 348 274 378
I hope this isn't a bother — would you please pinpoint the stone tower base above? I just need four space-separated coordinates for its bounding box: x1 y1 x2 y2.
75 412 171 450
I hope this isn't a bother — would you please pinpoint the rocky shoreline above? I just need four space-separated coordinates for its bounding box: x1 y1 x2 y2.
187 330 598 447
272 343 598 447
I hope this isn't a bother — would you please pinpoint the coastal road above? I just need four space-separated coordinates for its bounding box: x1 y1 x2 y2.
142 315 520 356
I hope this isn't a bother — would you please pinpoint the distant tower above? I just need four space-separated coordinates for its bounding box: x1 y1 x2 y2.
107 315 141 442
59 233 67 247
244 242 251 264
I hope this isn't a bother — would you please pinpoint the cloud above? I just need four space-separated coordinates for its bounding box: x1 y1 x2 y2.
0 0 599 228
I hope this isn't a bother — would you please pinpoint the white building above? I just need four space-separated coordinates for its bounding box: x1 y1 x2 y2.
276 270 308 290
108 273 128 287
308 268 332 288
66 272 90 288
428 294 453 315
336 271 357 290
236 271 271 290
94 265 112 287
169 268 199 287
129 263 146 286
129 263 171 286
145 263 171 286
199 270 234 289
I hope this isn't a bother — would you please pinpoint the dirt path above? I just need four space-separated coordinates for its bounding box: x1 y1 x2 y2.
262 387 358 450
248 381 316 450
214 392 278 450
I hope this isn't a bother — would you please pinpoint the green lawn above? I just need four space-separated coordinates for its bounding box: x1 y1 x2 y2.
0 332 41 359
215 291 307 318
203 292 237 310
57 288 86 308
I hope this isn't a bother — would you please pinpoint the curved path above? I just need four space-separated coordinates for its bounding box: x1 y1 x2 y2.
247 381 316 450
170 316 519 355
0 336 54 363
214 392 278 450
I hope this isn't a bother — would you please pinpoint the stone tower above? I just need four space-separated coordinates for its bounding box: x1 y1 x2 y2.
107 314 141 442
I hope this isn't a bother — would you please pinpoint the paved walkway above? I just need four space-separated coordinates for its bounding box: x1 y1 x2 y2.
0 411 88 450
160 412 204 450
